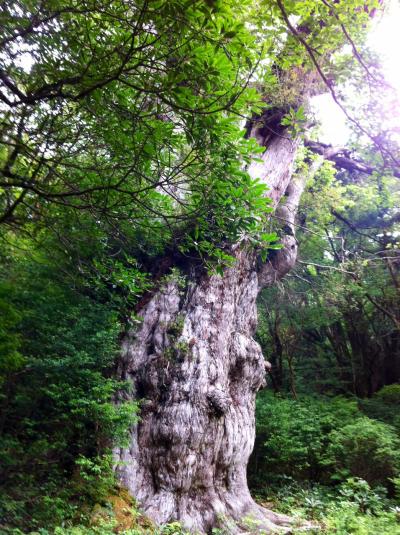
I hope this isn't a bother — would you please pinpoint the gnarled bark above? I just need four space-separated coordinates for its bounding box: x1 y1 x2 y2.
114 131 308 533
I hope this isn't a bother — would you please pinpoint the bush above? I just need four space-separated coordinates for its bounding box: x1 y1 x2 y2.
251 392 400 490
253 479 399 535
0 261 138 531
374 384 400 405
322 505 400 535
326 419 400 486
252 392 361 484
359 385 400 431
337 478 387 514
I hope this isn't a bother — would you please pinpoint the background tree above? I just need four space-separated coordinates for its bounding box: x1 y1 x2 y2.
257 143 400 398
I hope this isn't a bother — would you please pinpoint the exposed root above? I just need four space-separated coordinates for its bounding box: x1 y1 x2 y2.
232 502 318 534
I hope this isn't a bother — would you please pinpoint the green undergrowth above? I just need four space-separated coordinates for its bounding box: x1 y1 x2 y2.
255 479 400 535
4 478 400 534
8 485 399 535
0 254 140 532
252 391 400 488
250 389 400 534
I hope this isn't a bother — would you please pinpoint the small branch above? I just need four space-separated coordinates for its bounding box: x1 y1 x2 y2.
365 292 400 329
320 0 389 89
331 209 382 244
298 260 355 275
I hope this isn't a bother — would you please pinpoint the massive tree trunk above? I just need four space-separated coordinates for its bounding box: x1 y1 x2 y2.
110 0 382 524
113 105 317 532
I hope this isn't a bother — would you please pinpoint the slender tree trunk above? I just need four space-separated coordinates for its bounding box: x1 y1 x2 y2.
267 311 284 391
325 321 355 393
114 126 308 532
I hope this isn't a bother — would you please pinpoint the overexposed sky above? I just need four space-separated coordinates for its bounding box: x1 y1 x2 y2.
369 0 400 93
313 0 400 146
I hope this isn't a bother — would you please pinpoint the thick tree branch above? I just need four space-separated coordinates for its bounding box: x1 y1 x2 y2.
0 190 27 224
305 139 400 178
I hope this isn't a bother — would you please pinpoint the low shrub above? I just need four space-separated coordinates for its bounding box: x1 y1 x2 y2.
359 384 400 431
326 419 400 486
251 392 400 489
374 384 400 405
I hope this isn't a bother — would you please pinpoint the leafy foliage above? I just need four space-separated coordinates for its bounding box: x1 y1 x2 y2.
252 392 400 488
257 141 400 398
0 0 273 270
251 393 400 534
253 393 359 483
326 419 400 486
0 251 138 530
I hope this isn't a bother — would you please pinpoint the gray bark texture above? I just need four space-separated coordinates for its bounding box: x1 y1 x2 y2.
114 129 308 533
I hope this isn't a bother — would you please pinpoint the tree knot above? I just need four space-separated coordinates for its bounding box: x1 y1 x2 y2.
207 387 230 417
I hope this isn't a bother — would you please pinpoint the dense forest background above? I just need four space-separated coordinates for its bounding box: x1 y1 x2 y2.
0 0 400 534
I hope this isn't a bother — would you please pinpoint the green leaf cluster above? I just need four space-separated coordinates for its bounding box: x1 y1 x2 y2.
0 251 138 530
